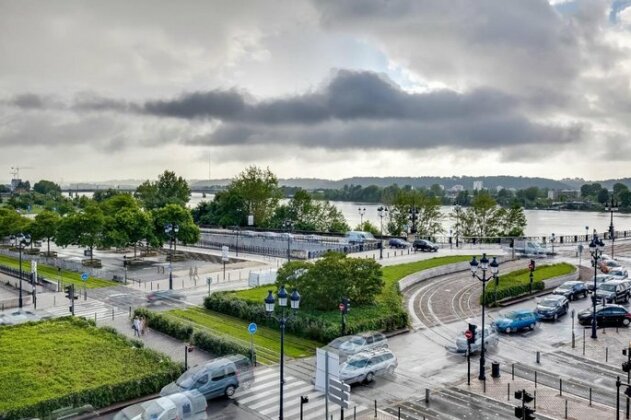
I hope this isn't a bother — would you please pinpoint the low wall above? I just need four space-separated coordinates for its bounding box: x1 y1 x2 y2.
542 270 580 289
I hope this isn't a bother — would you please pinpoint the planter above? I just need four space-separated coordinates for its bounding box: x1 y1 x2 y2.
82 259 102 268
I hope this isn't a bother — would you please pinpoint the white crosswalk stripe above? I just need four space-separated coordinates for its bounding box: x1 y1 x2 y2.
44 299 126 320
235 367 369 419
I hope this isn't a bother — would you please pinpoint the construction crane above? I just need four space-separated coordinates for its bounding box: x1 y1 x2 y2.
10 166 33 180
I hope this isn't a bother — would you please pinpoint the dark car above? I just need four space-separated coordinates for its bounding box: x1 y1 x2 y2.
412 239 439 252
147 290 186 303
594 280 630 304
388 238 410 249
578 304 631 327
586 274 612 292
552 281 588 301
535 295 569 321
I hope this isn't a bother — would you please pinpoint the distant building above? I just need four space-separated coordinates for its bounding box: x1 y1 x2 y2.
449 184 465 193
10 178 21 192
473 180 483 191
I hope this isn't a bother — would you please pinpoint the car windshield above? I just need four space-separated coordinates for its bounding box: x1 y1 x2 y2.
346 359 368 369
504 312 520 319
540 298 559 306
600 284 618 292
557 284 572 290
328 337 353 349
175 368 202 388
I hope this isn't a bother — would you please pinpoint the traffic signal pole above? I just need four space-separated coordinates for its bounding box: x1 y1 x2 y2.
626 344 631 419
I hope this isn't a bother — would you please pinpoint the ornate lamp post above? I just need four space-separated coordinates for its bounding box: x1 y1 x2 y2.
408 207 418 235
606 197 619 258
16 233 31 308
377 206 388 259
589 235 605 339
358 207 366 227
470 254 499 380
264 286 300 420
454 204 462 248
164 223 179 290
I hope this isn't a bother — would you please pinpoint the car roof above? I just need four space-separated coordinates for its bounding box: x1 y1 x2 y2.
561 281 583 285
541 295 565 301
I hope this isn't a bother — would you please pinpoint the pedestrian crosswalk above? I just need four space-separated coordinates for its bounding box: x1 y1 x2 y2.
235 367 369 419
44 299 127 321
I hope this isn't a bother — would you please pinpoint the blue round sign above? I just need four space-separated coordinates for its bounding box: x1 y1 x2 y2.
248 323 257 335
81 272 89 281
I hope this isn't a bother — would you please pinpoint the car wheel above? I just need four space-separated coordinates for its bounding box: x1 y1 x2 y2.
365 372 375 383
623 318 631 327
553 314 558 322
505 327 511 334
530 323 536 330
224 385 237 398
569 294 573 302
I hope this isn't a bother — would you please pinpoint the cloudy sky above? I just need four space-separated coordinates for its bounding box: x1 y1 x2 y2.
1 0 631 184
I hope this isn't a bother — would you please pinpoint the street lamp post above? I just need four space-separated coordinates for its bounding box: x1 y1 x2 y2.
264 286 300 420
164 223 179 290
585 226 589 242
550 233 556 254
454 205 461 248
606 197 619 258
409 207 418 235
358 207 366 227
16 233 31 308
470 254 500 381
377 206 388 259
589 235 605 339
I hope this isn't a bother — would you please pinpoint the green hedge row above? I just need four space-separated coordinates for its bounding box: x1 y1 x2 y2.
3 317 181 420
482 281 545 306
134 308 250 357
204 293 408 343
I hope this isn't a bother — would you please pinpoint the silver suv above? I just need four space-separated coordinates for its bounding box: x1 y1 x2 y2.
339 348 397 385
327 332 388 355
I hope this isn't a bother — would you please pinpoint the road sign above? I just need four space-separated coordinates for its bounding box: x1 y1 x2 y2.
207 277 213 285
81 272 89 281
328 377 350 409
464 330 473 340
248 323 257 335
222 246 229 262
339 303 345 312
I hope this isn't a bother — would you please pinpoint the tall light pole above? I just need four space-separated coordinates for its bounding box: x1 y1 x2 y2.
585 225 589 242
358 207 366 227
409 206 418 235
16 233 31 308
454 204 461 248
470 254 499 381
377 206 388 259
164 223 179 290
264 286 300 420
606 196 619 258
589 235 605 339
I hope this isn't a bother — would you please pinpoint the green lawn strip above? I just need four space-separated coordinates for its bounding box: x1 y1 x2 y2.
167 307 321 359
0 254 115 288
0 318 180 413
494 263 576 290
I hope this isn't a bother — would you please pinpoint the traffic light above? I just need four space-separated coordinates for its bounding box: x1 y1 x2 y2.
514 389 535 419
623 361 630 373
626 386 631 398
341 297 350 314
65 284 77 315
468 323 477 344
529 259 536 272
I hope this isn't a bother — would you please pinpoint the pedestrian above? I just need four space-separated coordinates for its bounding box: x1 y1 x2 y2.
132 316 140 337
139 316 145 336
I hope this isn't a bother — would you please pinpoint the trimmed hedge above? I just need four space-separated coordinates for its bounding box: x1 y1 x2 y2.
482 281 545 306
134 308 250 357
203 293 408 343
0 317 181 419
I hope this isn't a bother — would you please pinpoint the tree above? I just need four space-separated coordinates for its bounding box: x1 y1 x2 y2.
56 204 105 263
33 180 62 196
355 221 379 236
597 188 610 205
270 189 349 233
103 207 156 256
152 204 200 246
93 188 124 202
496 204 527 237
276 253 383 311
466 191 502 238
386 189 443 236
31 210 61 255
580 183 602 199
0 208 30 240
230 166 282 227
202 189 247 227
135 170 191 210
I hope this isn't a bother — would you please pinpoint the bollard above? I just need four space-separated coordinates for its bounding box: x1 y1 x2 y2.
425 388 430 405
535 371 538 388
398 406 401 419
94 313 97 323
589 387 592 406
181 279 184 288
374 400 377 417
534 390 537 409
157 283 160 290
583 329 586 356
228 273 230 281
572 331 575 349
388 252 390 258
112 308 114 320
483 378 486 393
508 383 511 401
565 400 568 419
606 347 609 362
151 283 153 291
536 351 540 364
560 378 562 396
512 363 515 380
53 296 56 307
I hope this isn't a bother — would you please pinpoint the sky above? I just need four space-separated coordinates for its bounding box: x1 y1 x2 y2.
1 0 631 184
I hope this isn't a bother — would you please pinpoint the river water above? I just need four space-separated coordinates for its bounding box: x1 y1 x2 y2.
65 192 631 237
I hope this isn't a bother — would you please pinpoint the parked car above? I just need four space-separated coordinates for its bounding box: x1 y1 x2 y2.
600 259 624 273
114 390 207 420
587 274 613 292
535 295 569 321
147 290 186 303
412 239 439 252
161 355 254 400
578 304 631 327
0 309 44 325
339 348 397 385
327 332 389 355
388 238 410 249
607 268 629 281
454 325 498 353
345 231 376 245
553 281 588 301
492 310 538 333
595 280 631 304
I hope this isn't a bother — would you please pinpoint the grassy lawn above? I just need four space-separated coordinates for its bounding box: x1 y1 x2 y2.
167 307 321 364
0 254 115 288
496 263 576 289
0 318 180 415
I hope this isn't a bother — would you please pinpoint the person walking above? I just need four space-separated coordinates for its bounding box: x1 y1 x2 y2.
140 316 146 336
132 316 140 337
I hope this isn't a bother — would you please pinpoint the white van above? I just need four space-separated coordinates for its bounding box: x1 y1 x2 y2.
345 231 376 245
114 391 207 420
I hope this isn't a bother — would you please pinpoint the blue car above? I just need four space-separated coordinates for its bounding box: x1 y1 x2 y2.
492 310 538 333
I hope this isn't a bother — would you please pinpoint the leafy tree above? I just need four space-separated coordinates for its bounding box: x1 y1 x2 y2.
620 190 631 208
33 180 62 195
100 193 139 216
597 188 610 205
202 189 247 227
135 170 191 210
496 204 527 237
56 204 105 262
276 253 383 311
152 204 200 246
191 200 214 225
0 208 31 240
103 207 156 256
270 189 349 233
230 166 282 227
580 183 602 199
31 210 61 255
387 189 443 236
93 188 124 202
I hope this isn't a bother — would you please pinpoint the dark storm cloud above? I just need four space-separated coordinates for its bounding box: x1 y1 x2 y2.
139 70 518 124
